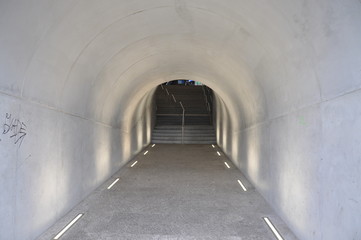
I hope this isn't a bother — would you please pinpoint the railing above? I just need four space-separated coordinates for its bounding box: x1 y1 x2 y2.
159 85 186 144
202 85 212 124
179 101 185 144
206 87 213 105
202 86 210 112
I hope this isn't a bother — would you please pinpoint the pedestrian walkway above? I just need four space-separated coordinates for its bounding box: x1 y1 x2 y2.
38 144 298 240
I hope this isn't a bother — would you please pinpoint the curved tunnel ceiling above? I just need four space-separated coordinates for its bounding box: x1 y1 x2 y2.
4 0 359 133
21 2 266 131
1 1 361 240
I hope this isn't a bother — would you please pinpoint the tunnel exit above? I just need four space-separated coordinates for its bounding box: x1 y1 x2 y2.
152 81 215 144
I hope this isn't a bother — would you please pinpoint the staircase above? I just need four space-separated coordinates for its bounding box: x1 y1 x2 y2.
152 85 216 144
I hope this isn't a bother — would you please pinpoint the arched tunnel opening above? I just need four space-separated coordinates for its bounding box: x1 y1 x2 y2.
1 1 361 240
152 80 216 144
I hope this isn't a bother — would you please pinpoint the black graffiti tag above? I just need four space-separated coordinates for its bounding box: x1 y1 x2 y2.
2 113 27 147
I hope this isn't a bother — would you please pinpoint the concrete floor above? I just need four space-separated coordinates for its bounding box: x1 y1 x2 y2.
38 144 298 240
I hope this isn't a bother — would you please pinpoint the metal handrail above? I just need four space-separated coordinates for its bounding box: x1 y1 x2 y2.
179 101 185 144
202 85 213 124
166 89 186 144
202 86 210 111
206 87 213 104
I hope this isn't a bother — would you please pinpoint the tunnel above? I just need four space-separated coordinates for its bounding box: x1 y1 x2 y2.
0 1 361 239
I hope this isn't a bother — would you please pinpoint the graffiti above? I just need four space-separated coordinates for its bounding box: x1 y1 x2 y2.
2 113 27 147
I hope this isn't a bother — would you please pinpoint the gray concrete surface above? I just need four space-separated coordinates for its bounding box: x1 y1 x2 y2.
38 144 298 240
1 1 361 239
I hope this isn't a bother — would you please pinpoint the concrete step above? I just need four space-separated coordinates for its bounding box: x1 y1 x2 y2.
152 134 216 138
152 138 216 143
153 130 215 135
154 125 215 129
157 108 208 113
152 135 215 140
152 123 216 144
152 130 213 134
156 121 211 125
156 117 211 124
152 139 216 144
154 85 214 143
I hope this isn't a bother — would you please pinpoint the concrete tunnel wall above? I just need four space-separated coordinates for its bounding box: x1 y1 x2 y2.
0 1 360 239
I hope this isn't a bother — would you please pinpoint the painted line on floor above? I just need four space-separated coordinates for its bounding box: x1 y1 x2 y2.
130 161 138 167
217 151 221 156
237 179 247 191
53 213 83 239
224 162 230 168
151 144 156 147
144 150 149 155
263 217 284 240
107 178 119 190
